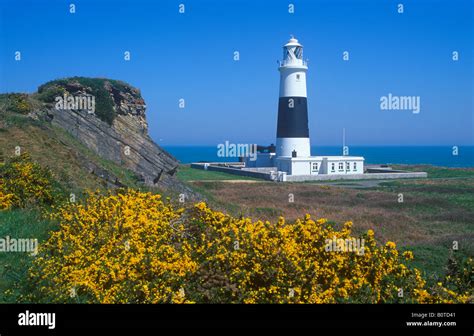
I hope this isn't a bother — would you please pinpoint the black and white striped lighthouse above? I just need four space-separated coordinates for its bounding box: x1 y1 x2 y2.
276 36 311 157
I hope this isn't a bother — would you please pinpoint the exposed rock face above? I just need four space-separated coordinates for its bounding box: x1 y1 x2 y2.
39 78 180 188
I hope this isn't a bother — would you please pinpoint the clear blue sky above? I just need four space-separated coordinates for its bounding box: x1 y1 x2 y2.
1 0 473 146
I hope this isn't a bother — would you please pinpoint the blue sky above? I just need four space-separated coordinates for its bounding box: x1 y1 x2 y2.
1 0 473 146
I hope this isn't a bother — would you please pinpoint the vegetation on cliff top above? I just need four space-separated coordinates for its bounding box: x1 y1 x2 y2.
36 77 139 125
0 77 140 125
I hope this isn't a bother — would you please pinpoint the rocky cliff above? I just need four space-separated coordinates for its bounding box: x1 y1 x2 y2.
1 77 184 191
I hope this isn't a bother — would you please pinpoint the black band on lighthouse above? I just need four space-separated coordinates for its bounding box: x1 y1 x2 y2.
276 97 309 138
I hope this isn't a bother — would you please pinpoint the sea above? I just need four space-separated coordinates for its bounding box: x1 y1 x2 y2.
163 146 474 168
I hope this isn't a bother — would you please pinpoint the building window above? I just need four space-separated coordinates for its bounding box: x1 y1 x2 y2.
296 74 300 81
312 162 318 172
346 162 350 170
331 163 335 172
353 162 357 171
338 162 344 170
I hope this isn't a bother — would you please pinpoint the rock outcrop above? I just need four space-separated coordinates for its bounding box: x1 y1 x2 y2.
36 77 180 188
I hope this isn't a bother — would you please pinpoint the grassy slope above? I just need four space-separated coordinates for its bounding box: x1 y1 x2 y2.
179 165 474 280
0 111 142 192
0 91 183 301
0 109 151 302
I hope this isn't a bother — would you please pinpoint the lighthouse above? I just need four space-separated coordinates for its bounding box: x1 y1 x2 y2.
276 36 311 158
241 36 365 179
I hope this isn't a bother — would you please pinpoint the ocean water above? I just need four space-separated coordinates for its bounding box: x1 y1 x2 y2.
163 146 474 168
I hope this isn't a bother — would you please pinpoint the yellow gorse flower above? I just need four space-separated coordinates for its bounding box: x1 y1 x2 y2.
29 191 471 304
31 190 197 303
0 153 57 209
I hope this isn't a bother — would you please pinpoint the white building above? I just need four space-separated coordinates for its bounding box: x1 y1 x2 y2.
275 156 364 176
245 36 365 178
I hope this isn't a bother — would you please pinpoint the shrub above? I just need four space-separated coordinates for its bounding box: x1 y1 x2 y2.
29 190 472 303
444 252 473 295
30 190 197 303
3 94 32 114
38 77 130 125
0 189 15 210
36 85 66 103
0 153 59 209
185 203 470 304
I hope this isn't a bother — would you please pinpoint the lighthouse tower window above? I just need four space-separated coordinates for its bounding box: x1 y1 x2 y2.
296 74 300 81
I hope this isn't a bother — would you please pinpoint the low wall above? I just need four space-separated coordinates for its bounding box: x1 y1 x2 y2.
191 163 275 180
241 167 277 173
191 163 427 182
285 172 427 182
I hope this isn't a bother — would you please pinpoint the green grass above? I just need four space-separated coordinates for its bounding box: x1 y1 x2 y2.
393 165 474 178
176 165 259 182
0 110 36 128
251 207 284 218
367 172 474 280
402 243 472 283
401 245 450 281
50 124 146 190
0 208 57 302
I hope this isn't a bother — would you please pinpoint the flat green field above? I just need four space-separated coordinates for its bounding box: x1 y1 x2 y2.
176 165 259 181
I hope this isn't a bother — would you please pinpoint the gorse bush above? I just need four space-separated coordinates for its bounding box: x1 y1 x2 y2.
0 190 15 211
1 93 32 114
29 190 472 304
31 191 197 303
444 253 473 294
0 153 59 209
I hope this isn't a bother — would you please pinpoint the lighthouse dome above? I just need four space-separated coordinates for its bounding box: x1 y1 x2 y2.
284 36 303 47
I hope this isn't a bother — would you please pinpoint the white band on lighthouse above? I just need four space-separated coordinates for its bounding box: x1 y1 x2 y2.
279 68 307 97
276 137 311 157
276 36 311 157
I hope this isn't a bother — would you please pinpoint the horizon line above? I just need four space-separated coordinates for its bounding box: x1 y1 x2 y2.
160 144 474 147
